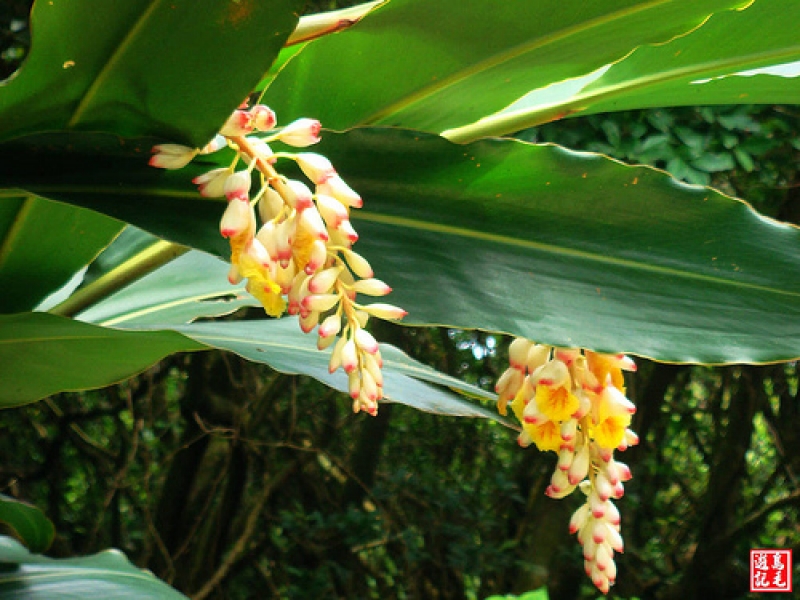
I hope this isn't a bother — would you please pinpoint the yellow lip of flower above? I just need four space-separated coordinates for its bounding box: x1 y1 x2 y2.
525 420 563 453
535 384 580 422
532 358 579 421
592 415 630 451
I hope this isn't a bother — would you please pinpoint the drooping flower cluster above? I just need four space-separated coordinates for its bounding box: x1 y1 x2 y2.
496 339 638 594
150 103 406 415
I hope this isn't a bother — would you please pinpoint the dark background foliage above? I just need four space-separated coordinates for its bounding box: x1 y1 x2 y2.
1 2 799 599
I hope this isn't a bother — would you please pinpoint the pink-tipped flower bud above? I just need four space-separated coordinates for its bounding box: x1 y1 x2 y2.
348 370 362 399
342 248 373 278
354 328 379 355
199 134 227 154
341 339 359 373
337 219 359 243
557 447 574 471
245 136 275 163
351 278 392 296
295 152 336 184
244 238 271 268
605 500 620 526
258 186 285 223
305 240 328 275
220 198 254 238
569 504 589 535
328 335 347 373
227 264 242 285
250 104 277 131
256 221 279 262
317 175 362 208
526 344 550 372
276 118 321 147
360 369 379 402
299 310 320 334
318 314 342 339
362 353 383 388
299 206 329 241
317 332 338 350
315 194 350 228
561 418 577 442
224 170 252 201
360 303 407 321
308 267 341 295
301 293 340 313
568 444 591 485
595 472 614 501
601 384 636 415
509 338 533 370
280 179 314 212
193 167 231 197
149 143 197 169
533 358 571 390
220 109 253 136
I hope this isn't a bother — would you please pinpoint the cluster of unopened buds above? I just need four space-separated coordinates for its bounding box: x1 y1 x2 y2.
149 102 406 415
496 339 639 594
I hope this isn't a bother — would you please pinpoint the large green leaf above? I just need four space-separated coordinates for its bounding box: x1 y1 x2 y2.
326 129 800 364
76 249 259 327
72 246 506 422
0 0 303 146
0 535 187 599
0 134 231 259
0 496 54 554
0 195 122 313
264 0 749 132
172 319 505 422
447 0 800 140
4 128 798 364
0 313 205 408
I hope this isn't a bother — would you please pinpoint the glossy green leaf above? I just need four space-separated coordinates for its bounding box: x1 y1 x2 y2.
0 535 187 599
0 496 54 554
0 313 205 408
4 128 800 364
321 129 800 364
72 248 505 421
451 0 800 140
0 133 231 259
0 0 303 146
76 250 259 327
0 195 122 313
264 0 748 132
77 226 163 291
172 319 505 423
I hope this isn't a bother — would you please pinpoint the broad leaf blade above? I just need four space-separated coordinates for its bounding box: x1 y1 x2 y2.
321 129 800 364
4 129 799 364
0 0 303 146
76 250 259 327
0 496 54 554
0 535 187 599
172 318 507 423
72 250 506 421
264 0 749 132
0 195 122 313
0 313 205 407
457 0 800 139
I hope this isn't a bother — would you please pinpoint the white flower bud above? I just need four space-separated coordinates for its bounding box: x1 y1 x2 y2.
276 118 321 147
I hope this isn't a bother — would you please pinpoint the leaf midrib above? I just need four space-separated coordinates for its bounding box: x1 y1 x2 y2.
360 0 737 126
444 18 799 140
65 0 165 129
352 211 800 299
17 182 800 299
